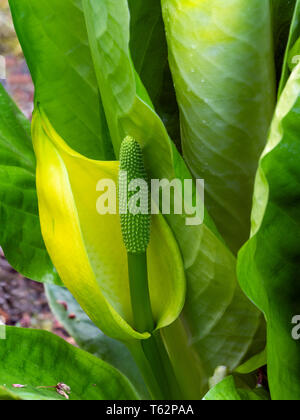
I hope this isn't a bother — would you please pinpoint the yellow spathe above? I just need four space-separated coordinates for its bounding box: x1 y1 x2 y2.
32 109 186 342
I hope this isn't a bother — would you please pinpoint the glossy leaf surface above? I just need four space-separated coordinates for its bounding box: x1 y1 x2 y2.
45 284 149 399
9 0 114 160
0 327 138 400
238 63 300 400
204 376 269 401
162 0 276 253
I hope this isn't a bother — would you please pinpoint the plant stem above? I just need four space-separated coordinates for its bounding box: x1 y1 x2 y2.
127 252 182 399
128 334 182 400
127 252 154 333
127 340 165 400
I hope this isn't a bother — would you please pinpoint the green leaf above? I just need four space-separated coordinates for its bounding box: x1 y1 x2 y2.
9 0 114 160
238 63 300 400
272 0 297 83
128 0 180 146
82 0 265 391
128 0 168 107
180 236 265 388
162 0 276 253
45 284 149 399
204 376 270 401
277 0 300 95
0 84 60 285
235 349 267 375
0 327 138 400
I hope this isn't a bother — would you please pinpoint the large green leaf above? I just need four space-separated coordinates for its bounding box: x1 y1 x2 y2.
203 376 270 401
182 256 265 385
162 313 265 398
238 62 300 400
9 0 114 161
163 227 266 394
0 327 137 400
82 0 265 395
162 0 276 254
45 284 149 399
0 327 138 400
0 84 60 284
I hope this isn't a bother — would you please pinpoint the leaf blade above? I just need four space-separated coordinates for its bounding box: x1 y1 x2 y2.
204 376 269 401
45 284 149 399
0 327 138 400
0 84 61 284
162 0 276 253
238 63 300 400
9 0 114 160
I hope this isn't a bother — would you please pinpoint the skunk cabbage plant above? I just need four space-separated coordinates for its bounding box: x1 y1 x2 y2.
0 0 300 401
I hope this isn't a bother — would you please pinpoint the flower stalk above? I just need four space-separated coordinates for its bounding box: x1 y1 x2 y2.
119 137 153 334
119 137 181 399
